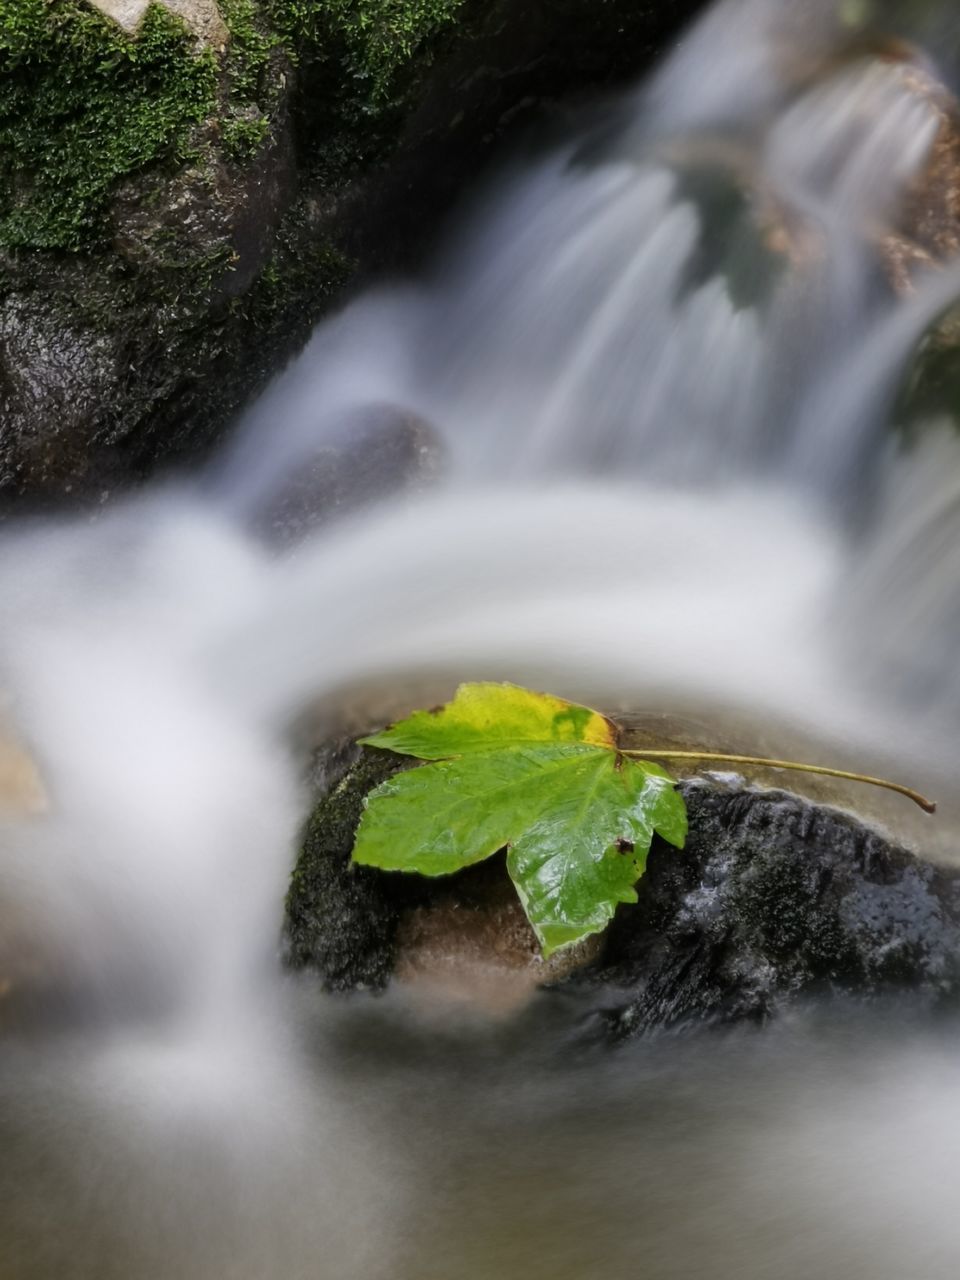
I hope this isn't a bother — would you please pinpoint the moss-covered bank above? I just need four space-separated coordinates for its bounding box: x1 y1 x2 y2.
0 3 218 252
0 0 469 253
0 0 706 506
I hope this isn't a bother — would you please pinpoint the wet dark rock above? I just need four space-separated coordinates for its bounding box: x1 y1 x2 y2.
0 0 709 510
247 405 441 550
284 747 412 992
286 749 960 1034
590 780 960 1037
284 745 602 1003
0 295 119 493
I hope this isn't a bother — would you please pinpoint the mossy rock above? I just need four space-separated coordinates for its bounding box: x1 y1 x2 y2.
285 747 412 992
0 0 707 507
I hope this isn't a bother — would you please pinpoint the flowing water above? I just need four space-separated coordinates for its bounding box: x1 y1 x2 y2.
5 0 960 1275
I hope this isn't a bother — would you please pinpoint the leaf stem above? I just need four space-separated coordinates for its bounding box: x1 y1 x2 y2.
621 750 937 814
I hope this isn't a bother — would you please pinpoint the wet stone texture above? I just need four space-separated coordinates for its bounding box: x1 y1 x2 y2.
1 0 711 510
591 781 960 1038
284 751 960 1038
285 748 409 992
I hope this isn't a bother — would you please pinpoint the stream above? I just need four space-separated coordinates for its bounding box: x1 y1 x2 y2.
4 0 960 1275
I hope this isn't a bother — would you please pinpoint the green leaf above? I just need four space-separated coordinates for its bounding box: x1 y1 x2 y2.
352 683 687 957
360 681 615 758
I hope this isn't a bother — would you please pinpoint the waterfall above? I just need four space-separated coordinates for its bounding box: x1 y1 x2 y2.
4 4 960 1276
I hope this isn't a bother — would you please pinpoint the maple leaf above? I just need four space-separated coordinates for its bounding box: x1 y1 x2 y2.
351 683 687 956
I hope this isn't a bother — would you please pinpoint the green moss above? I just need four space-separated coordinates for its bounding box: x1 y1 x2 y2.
220 110 270 161
217 0 285 161
0 1 217 252
0 0 468 254
221 0 276 95
894 308 960 434
274 0 465 101
335 0 465 98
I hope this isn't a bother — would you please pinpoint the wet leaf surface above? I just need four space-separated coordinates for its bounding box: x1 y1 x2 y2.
353 683 687 956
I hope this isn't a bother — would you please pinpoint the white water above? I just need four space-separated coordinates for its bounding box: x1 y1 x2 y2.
4 1 960 1275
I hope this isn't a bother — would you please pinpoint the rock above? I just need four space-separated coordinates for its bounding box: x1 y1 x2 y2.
393 874 601 1017
85 0 154 36
586 780 960 1037
246 405 442 550
894 62 960 270
0 0 708 509
284 745 599 1008
285 748 960 1036
0 295 119 493
285 747 408 992
86 0 228 47
873 52 960 428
